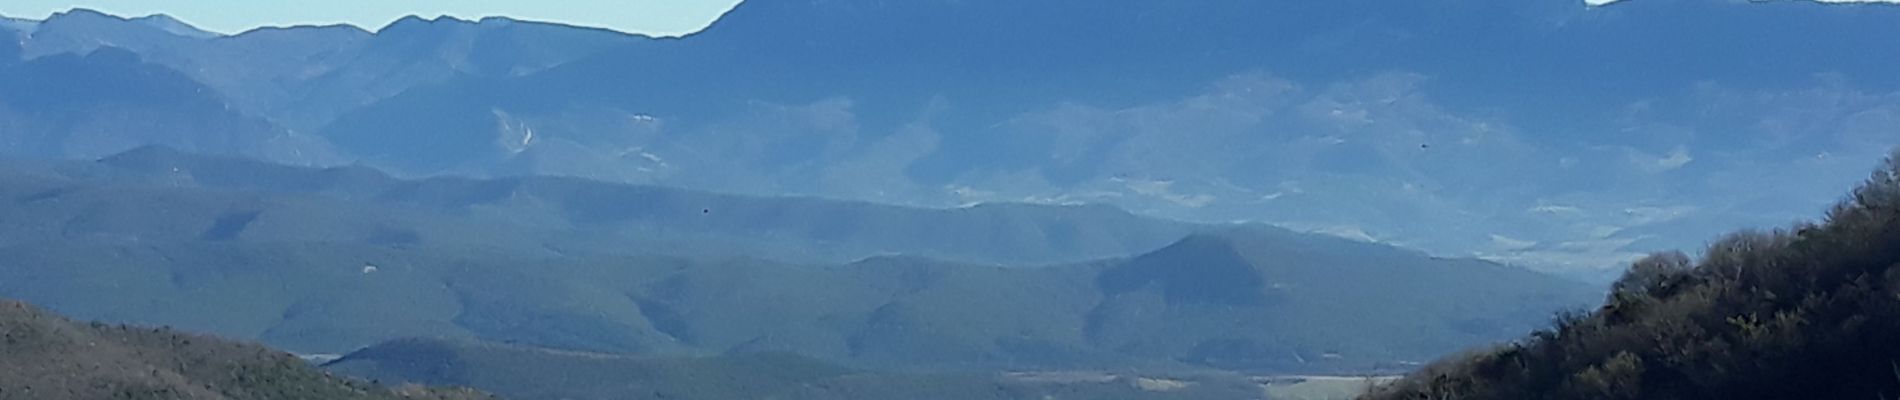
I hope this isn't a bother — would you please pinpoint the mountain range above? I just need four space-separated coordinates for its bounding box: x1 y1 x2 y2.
5 1 1899 280
17 146 1192 266
0 1 1892 398
0 148 1596 374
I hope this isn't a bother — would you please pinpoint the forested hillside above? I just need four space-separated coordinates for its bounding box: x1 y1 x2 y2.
1364 152 1900 399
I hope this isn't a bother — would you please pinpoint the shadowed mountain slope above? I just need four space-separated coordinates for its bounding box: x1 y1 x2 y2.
0 48 334 164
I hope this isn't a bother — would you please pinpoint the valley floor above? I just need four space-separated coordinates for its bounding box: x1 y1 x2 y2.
997 371 1397 400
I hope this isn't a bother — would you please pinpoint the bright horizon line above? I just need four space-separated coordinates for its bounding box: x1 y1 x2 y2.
0 2 745 38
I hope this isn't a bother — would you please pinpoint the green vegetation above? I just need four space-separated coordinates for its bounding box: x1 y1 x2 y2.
1363 152 1900 400
0 299 489 400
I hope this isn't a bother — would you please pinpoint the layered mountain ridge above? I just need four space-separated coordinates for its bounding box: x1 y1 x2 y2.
5 1 1894 279
0 147 1595 373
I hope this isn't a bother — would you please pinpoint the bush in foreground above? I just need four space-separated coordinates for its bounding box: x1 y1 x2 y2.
1365 152 1900 400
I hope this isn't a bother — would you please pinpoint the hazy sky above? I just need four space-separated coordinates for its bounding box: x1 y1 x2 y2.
0 0 744 36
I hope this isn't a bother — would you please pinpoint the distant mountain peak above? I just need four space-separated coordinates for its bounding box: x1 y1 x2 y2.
476 16 524 25
370 13 643 38
230 22 372 37
130 13 221 38
41 8 138 27
36 8 222 39
0 16 38 33
378 14 479 34
45 7 113 20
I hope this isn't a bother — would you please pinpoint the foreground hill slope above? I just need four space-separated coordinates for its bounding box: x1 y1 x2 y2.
324 337 1264 400
1364 152 1900 399
0 299 489 400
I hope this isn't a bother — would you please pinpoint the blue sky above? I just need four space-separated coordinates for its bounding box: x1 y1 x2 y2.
0 0 743 36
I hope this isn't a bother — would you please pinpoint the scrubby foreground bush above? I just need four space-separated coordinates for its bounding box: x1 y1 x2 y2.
1365 151 1900 400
